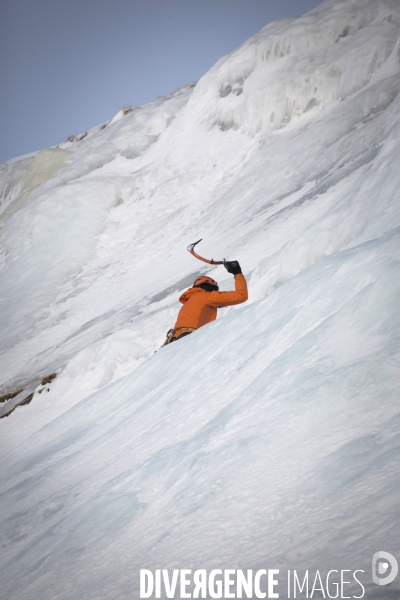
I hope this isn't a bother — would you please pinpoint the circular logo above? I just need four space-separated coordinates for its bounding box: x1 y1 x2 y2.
372 552 398 586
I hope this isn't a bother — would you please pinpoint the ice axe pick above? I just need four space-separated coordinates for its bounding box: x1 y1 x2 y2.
187 239 226 265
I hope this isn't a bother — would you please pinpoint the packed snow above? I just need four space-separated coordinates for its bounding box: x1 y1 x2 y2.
0 0 399 598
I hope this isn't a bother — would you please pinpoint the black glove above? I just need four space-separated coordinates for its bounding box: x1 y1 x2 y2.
224 260 242 275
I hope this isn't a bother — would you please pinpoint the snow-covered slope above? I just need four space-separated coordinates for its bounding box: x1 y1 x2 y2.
1 0 400 598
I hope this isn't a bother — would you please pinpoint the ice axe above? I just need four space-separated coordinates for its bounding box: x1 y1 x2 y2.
187 239 226 265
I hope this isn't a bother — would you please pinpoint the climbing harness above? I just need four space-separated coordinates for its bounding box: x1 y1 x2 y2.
161 327 197 347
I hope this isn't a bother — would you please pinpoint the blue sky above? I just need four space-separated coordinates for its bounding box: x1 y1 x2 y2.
0 0 323 162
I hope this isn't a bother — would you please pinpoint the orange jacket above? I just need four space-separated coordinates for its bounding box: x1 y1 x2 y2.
174 273 248 331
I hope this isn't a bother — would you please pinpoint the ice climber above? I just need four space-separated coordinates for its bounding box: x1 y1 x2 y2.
163 260 248 345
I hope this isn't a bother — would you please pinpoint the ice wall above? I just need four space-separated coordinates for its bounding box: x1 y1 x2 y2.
189 0 400 133
0 0 400 598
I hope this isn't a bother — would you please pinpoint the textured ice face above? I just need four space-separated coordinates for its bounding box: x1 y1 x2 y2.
188 0 400 134
0 2 400 597
0 0 399 419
